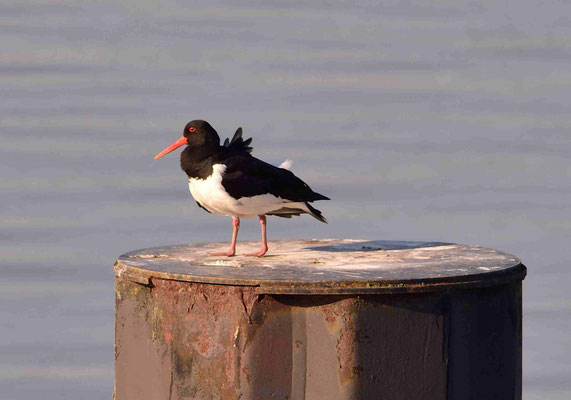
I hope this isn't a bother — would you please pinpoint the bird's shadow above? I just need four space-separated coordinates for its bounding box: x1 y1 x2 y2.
304 240 452 252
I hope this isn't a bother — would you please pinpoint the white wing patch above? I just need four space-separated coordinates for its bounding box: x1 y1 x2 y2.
188 163 306 218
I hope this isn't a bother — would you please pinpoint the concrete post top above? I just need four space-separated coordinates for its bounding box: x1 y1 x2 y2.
114 239 526 294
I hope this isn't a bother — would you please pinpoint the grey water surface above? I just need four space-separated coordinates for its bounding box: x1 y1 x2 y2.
1 1 570 398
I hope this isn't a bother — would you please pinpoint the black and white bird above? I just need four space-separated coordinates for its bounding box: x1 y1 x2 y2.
154 120 329 257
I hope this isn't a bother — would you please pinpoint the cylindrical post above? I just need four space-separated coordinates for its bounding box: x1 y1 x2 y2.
114 239 526 400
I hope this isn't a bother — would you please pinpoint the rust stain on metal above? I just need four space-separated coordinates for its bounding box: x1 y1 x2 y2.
333 300 360 387
322 307 337 324
115 277 287 399
242 364 252 385
130 289 266 397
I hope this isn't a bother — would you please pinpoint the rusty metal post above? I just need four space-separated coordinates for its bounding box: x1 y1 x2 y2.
114 239 526 400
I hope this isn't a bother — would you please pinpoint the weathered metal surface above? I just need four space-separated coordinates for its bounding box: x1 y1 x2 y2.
446 283 522 399
115 239 525 294
114 239 525 399
115 280 449 399
114 278 259 399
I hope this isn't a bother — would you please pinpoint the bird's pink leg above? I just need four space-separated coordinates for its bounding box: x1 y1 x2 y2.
246 215 268 257
210 217 240 257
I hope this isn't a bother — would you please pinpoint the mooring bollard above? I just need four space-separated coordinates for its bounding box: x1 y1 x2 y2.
113 239 526 400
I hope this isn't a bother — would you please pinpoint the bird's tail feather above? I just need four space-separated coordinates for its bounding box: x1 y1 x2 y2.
266 202 327 223
305 202 327 223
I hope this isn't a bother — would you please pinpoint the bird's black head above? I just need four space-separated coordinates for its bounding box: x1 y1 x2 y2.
183 120 220 149
154 119 220 160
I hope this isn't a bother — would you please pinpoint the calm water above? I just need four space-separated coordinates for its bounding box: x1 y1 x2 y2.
1 1 570 398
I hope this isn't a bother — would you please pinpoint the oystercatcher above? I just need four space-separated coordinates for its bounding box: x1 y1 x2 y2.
154 120 329 257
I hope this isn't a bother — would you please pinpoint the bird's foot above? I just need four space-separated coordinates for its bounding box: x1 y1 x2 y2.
246 247 268 257
209 250 236 257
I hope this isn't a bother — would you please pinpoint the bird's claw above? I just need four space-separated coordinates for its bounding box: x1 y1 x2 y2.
245 248 268 257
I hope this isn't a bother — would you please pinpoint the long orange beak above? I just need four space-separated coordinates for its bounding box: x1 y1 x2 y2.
154 136 188 160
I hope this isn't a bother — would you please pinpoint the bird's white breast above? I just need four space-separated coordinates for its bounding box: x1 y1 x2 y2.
188 163 295 218
188 164 237 216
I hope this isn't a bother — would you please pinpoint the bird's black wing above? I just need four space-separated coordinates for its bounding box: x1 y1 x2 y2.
219 153 329 202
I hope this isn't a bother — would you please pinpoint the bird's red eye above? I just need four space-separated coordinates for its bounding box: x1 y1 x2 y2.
189 127 196 133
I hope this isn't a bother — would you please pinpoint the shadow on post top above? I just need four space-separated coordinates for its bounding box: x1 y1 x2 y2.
305 240 452 253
